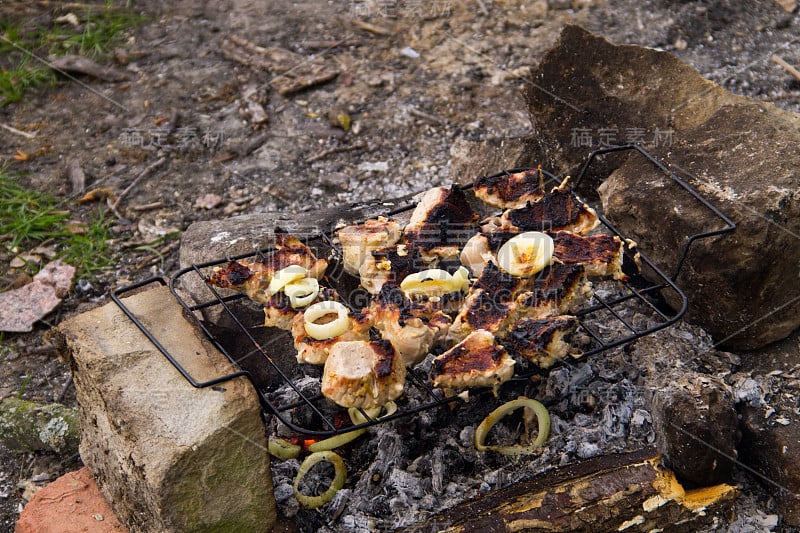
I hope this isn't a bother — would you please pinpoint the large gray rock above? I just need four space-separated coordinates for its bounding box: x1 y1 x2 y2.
525 25 800 350
55 286 275 533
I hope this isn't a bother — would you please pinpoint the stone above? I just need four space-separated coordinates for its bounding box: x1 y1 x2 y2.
735 371 800 526
0 397 79 453
54 285 276 533
0 259 75 332
524 25 800 350
15 467 127 533
649 373 739 487
448 136 544 185
178 199 411 322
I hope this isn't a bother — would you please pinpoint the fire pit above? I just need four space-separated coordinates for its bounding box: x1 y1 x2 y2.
111 145 736 530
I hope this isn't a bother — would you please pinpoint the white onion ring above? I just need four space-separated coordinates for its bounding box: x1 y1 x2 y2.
267 264 308 295
496 231 554 277
400 266 470 296
474 397 550 455
293 450 347 508
284 277 320 308
303 301 350 340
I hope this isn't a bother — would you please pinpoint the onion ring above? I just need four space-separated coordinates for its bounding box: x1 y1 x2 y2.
284 277 320 308
400 266 470 296
308 402 398 452
496 231 554 277
303 301 349 340
293 450 347 509
268 437 301 460
267 264 308 295
474 397 550 455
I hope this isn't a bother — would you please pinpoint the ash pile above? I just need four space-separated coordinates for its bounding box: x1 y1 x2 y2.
267 289 716 532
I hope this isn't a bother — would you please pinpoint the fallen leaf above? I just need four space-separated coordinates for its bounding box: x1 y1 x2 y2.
64 220 88 234
13 150 29 162
78 188 116 204
0 259 76 332
337 113 351 132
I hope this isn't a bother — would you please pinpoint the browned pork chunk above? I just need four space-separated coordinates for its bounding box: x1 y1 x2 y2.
206 234 328 303
499 185 598 235
517 264 592 320
473 168 546 209
431 330 515 390
291 308 373 365
403 185 478 263
503 315 579 369
321 340 406 409
335 217 403 276
550 231 626 280
358 243 422 295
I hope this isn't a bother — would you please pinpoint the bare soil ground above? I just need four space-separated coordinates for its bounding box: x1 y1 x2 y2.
1 0 798 530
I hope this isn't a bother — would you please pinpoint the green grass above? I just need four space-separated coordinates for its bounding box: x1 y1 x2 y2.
0 2 144 105
0 172 116 278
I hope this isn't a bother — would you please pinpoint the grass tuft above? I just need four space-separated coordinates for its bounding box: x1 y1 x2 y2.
0 171 116 278
0 2 144 105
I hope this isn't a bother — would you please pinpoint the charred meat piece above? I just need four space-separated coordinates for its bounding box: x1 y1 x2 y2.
358 243 423 294
474 168 546 209
500 187 598 235
517 264 592 320
462 229 625 281
206 234 328 303
503 315 579 368
460 229 519 277
292 308 373 365
404 185 478 263
264 287 339 331
431 330 515 390
335 217 403 276
321 339 406 409
551 231 626 280
370 285 452 366
449 262 531 340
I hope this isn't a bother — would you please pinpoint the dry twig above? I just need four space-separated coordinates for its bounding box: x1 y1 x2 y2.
408 106 447 125
353 20 392 36
0 123 36 139
305 141 368 163
111 157 167 213
772 54 800 82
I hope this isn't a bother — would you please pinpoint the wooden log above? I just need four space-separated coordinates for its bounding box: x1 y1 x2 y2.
413 448 737 532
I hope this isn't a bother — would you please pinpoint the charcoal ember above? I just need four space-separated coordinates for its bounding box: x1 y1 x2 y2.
650 373 739 487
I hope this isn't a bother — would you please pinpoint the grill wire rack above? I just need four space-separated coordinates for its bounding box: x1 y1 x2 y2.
112 145 735 437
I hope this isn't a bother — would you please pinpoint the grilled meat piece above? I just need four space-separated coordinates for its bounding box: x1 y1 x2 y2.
404 185 478 263
358 243 422 294
473 168 546 209
431 330 515 390
460 229 519 277
206 234 328 303
500 187 598 235
371 285 453 366
551 231 626 280
448 262 531 341
335 217 403 276
517 264 592 320
264 286 339 331
321 339 406 409
503 315 579 368
462 229 625 280
292 308 373 365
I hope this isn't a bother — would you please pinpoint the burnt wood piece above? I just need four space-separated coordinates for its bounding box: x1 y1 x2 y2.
412 448 737 533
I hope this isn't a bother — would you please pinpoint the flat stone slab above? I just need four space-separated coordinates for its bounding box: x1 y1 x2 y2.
15 467 127 533
54 285 276 533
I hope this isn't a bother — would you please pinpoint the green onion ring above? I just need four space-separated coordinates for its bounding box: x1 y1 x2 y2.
308 401 397 452
268 437 301 460
474 397 550 455
293 451 347 509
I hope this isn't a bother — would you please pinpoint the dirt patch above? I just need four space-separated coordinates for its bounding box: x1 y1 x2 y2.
1 0 798 530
